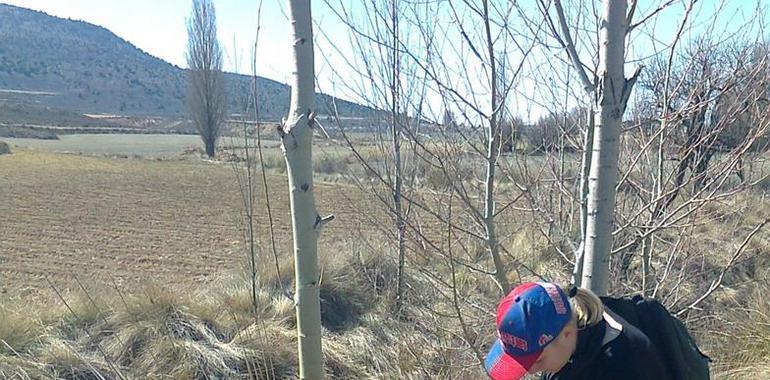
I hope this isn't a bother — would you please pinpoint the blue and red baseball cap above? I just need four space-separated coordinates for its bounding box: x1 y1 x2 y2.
485 282 572 380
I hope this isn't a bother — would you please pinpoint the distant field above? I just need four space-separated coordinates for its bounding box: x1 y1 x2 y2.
0 88 58 95
2 134 204 158
0 150 379 298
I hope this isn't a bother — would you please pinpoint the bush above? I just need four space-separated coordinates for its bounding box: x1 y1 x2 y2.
314 154 348 175
0 141 10 155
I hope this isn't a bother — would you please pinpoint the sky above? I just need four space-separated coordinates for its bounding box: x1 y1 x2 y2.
2 0 768 122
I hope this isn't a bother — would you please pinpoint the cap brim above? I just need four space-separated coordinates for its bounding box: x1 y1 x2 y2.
485 340 541 380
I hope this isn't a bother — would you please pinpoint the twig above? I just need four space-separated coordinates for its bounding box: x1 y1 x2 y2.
73 275 125 349
674 218 768 317
251 7 292 301
446 190 486 369
109 278 130 311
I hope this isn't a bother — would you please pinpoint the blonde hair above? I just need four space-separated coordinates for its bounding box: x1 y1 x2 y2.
567 287 604 328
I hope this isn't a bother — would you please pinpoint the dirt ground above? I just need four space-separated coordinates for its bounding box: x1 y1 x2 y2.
0 150 379 299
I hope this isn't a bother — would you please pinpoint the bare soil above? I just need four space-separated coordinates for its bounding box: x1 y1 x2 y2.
0 150 376 299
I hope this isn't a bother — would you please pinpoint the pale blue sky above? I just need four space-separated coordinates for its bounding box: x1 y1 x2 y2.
2 1 767 121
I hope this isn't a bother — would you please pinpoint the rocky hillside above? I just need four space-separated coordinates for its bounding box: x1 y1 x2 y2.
0 4 371 121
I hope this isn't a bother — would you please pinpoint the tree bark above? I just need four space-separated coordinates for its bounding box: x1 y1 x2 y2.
285 1 324 378
205 138 215 158
580 0 628 296
572 107 594 287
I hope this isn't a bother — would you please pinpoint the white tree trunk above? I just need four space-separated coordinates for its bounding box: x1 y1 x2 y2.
285 1 324 378
580 0 628 296
572 107 594 288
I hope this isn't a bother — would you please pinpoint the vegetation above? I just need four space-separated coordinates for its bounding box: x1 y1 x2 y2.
1 0 769 378
714 282 770 378
185 0 226 159
0 243 484 379
0 102 119 129
0 147 767 378
0 126 58 140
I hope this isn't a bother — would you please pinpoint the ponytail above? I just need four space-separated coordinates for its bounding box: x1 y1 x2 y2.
567 286 604 328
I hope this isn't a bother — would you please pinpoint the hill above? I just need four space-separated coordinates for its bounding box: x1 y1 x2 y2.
0 3 371 122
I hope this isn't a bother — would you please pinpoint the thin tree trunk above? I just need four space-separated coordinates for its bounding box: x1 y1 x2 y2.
242 124 258 313
552 0 599 289
284 1 324 378
205 136 216 158
580 0 628 296
391 0 407 313
572 107 594 287
641 233 654 294
482 0 510 293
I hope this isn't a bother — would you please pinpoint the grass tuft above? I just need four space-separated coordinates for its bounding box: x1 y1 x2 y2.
0 305 41 355
713 278 770 379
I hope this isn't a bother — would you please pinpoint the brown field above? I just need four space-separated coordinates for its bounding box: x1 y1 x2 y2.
0 149 379 299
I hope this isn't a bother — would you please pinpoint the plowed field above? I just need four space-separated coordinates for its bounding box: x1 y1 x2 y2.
0 150 377 298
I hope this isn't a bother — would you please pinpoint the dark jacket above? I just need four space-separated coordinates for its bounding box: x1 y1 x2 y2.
541 310 671 380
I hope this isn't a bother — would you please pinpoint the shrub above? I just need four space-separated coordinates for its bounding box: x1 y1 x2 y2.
0 141 10 155
313 154 348 175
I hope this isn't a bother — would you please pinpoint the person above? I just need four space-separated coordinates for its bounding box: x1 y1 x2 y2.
484 282 670 380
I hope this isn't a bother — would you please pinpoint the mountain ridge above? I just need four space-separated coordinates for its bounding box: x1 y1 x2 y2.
0 3 371 122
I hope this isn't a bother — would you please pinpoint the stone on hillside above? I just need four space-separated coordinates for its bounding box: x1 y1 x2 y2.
0 141 11 155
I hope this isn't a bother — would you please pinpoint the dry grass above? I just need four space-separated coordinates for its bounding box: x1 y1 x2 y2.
711 279 770 379
0 305 42 355
1 149 769 379
0 242 487 379
0 150 481 378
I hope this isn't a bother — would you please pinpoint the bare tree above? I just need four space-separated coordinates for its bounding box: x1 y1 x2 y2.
319 1 548 375
613 33 770 299
319 0 423 315
577 0 639 295
305 0 767 375
185 0 226 158
541 0 641 295
388 0 408 313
